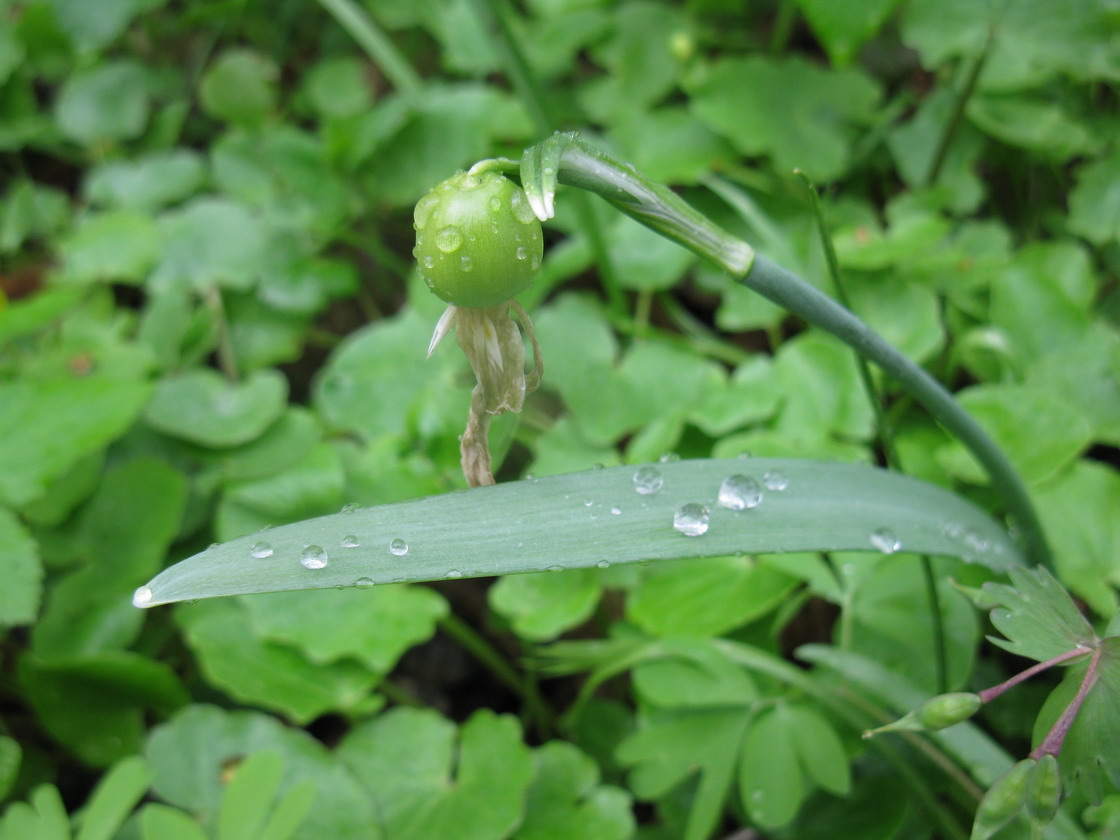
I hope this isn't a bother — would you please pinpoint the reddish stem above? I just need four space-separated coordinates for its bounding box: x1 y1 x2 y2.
1030 646 1103 760
978 646 1093 704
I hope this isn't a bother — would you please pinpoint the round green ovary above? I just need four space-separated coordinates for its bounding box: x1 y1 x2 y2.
413 170 543 308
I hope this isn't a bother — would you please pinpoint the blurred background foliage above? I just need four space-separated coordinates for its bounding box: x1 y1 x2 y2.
1 0 1119 837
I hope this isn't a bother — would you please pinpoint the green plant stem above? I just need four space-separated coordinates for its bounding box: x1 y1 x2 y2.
316 0 422 97
470 0 626 319
800 170 948 692
203 286 238 383
438 613 554 738
741 254 1051 569
656 292 749 365
1031 646 1101 759
979 646 1093 705
926 29 993 186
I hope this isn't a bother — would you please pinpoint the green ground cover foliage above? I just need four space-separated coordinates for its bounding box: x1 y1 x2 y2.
1 0 1119 838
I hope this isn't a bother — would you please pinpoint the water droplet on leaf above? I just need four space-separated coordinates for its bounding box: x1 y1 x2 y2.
633 466 663 495
250 541 273 559
718 474 763 510
869 528 901 554
610 506 622 515
445 569 463 579
354 577 375 588
132 586 153 607
763 470 789 491
390 538 409 556
301 545 328 570
341 535 360 548
674 503 710 536
596 560 611 569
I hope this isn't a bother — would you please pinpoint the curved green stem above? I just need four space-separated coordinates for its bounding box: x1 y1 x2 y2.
742 254 1050 568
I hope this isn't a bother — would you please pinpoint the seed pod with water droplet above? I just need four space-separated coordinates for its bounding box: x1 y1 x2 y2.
413 169 543 308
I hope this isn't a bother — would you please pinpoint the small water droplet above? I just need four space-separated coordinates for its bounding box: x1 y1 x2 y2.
250 541 273 559
610 506 622 515
413 193 440 229
460 255 473 271
737 451 753 459
300 545 328 570
718 474 763 511
869 528 901 554
421 254 435 269
547 565 563 572
435 226 464 253
511 195 537 224
543 166 555 175
515 246 527 260
963 529 989 553
341 502 359 513
763 470 789 491
596 560 610 569
445 569 463 579
530 254 540 270
354 577 375 588
633 466 663 495
132 586 153 607
673 503 710 537
583 499 594 507
389 538 409 556
489 196 502 212
341 535 360 548
659 452 680 463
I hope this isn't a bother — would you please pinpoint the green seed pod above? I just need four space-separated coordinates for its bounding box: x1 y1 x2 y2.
863 692 981 739
970 759 1034 840
916 692 983 730
1026 754 1062 826
413 169 543 309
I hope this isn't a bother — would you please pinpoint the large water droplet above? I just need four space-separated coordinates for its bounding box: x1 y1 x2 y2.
341 535 360 548
445 569 463 579
633 466 663 495
512 194 537 224
413 193 440 229
718 474 763 510
389 538 409 556
250 541 273 559
300 545 328 570
132 586 153 608
869 528 901 554
763 470 789 491
435 226 464 253
674 503 710 536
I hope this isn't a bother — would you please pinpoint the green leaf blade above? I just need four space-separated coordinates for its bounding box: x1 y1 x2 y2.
139 459 1020 606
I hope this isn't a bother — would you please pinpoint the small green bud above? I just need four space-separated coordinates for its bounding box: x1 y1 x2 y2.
863 692 982 738
1026 754 1062 826
413 169 543 309
971 759 1035 840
